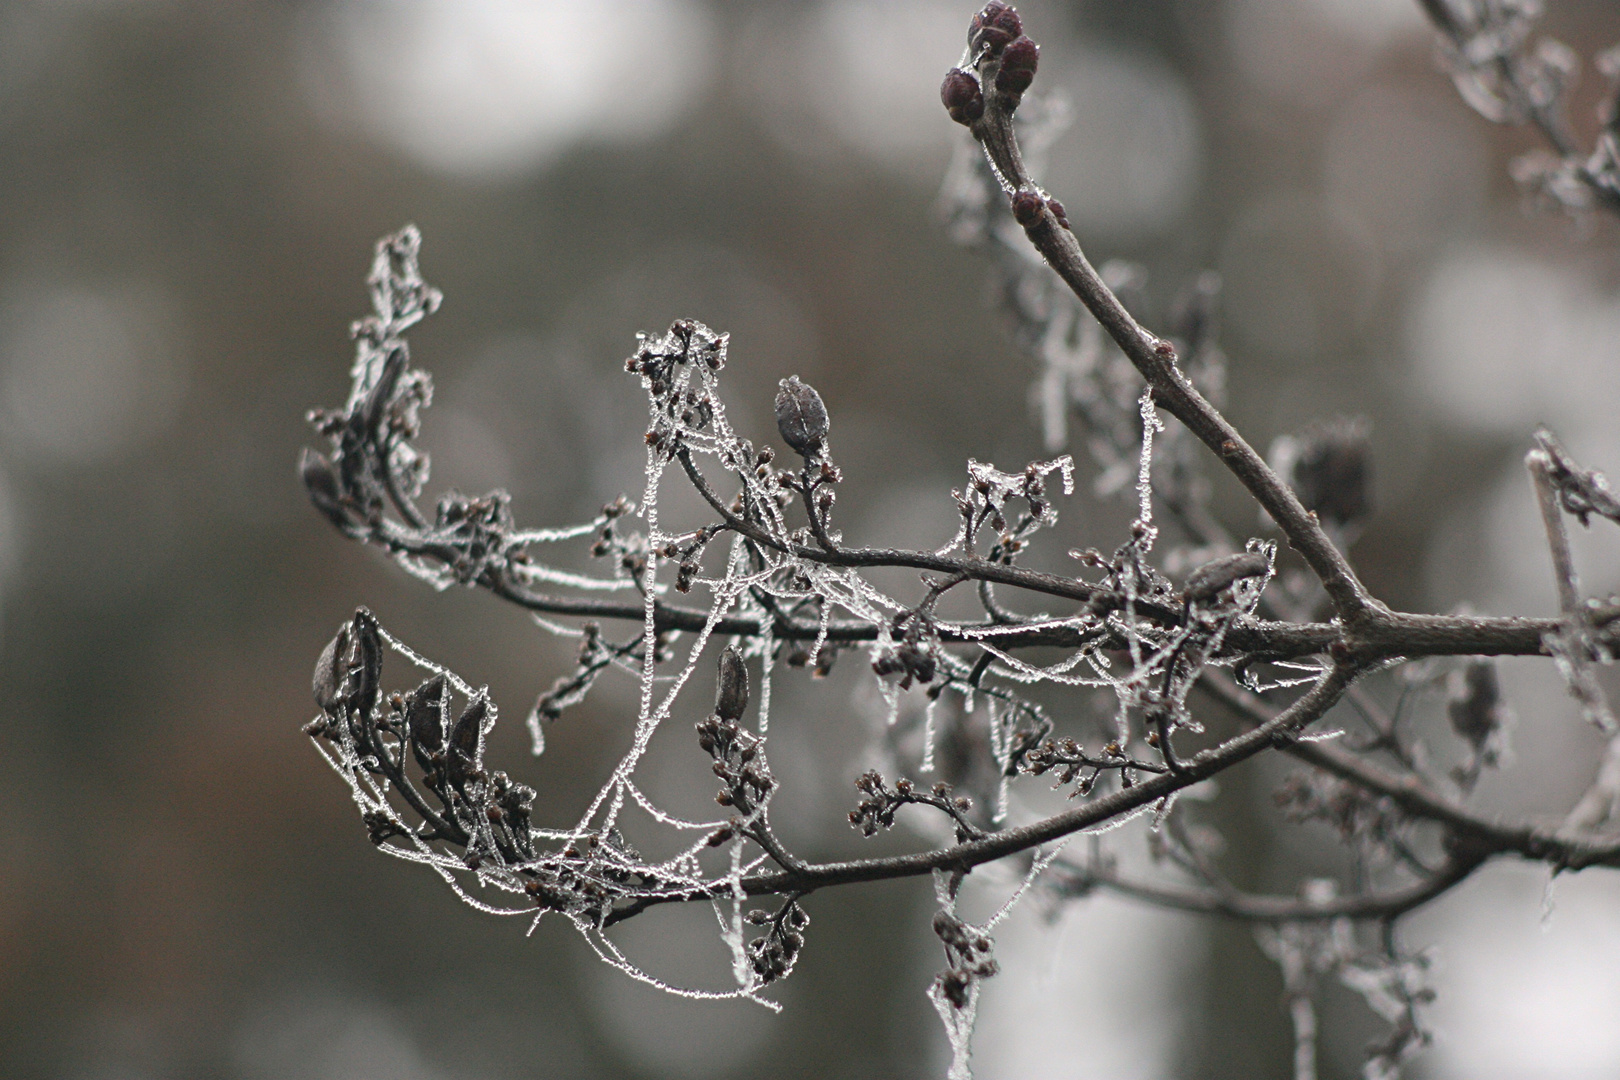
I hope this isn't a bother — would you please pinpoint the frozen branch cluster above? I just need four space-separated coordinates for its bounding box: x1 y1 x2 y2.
299 5 1620 1076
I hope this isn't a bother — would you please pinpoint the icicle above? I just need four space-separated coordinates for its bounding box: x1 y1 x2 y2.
1134 386 1163 550
921 694 940 774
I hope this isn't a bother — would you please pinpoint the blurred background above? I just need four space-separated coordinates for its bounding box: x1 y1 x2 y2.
3 0 1620 1077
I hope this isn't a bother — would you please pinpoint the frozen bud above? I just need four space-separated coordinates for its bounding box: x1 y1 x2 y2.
1270 418 1372 531
969 2 1022 55
995 36 1038 97
1010 189 1045 226
300 449 351 529
940 68 984 125
1183 551 1270 603
715 645 749 722
313 622 350 715
775 375 829 458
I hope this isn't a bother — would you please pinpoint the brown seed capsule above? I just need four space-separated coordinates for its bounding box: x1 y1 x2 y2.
715 645 749 722
446 694 488 787
1448 660 1506 754
969 2 1022 56
348 609 382 720
995 36 1039 97
300 448 351 529
1272 418 1373 530
1010 189 1045 226
940 68 984 125
404 673 447 767
775 375 829 459
1183 551 1270 604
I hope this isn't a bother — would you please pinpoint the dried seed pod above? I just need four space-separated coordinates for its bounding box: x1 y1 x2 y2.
446 694 489 787
300 448 352 529
404 673 447 769
1271 418 1373 531
715 645 749 722
969 2 1022 55
348 609 382 720
940 68 985 125
1183 551 1270 604
313 622 350 715
359 346 408 436
1449 662 1503 748
995 36 1039 98
775 375 829 458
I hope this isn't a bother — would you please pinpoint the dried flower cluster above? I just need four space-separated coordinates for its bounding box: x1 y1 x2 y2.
299 5 1620 1077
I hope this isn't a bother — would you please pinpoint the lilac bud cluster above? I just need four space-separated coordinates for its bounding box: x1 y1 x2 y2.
932 910 999 1009
942 3 1040 129
849 771 981 843
744 899 810 985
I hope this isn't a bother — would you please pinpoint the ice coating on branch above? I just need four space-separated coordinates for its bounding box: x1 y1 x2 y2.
1134 387 1163 549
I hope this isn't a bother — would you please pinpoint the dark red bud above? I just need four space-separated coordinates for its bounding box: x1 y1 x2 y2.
969 2 1022 56
1010 190 1044 226
995 36 1039 97
940 68 984 125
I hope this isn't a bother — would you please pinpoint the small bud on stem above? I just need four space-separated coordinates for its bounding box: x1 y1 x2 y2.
940 68 985 125
995 35 1038 98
